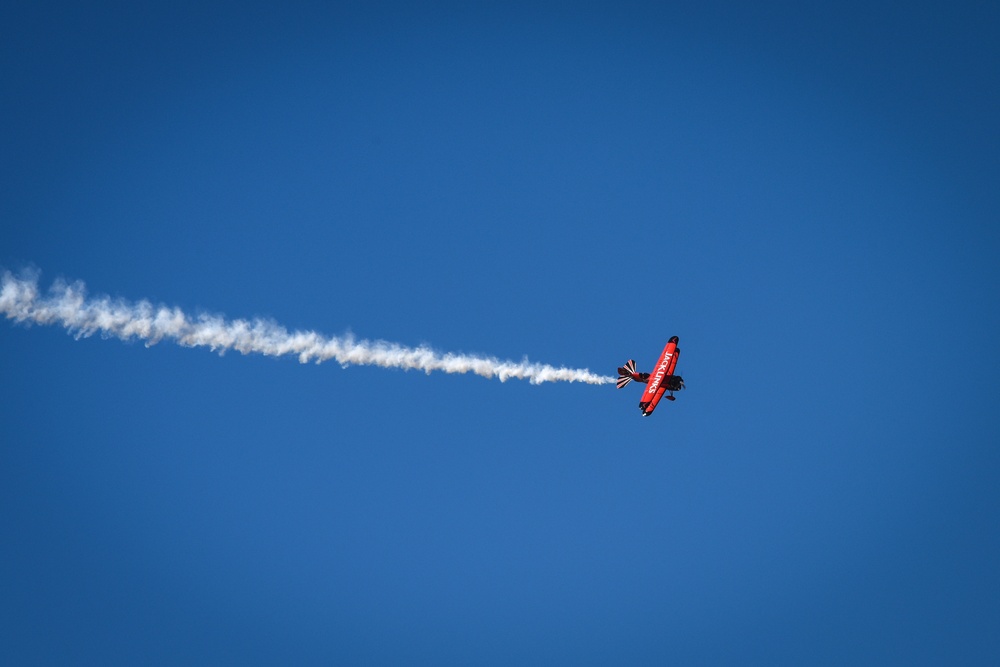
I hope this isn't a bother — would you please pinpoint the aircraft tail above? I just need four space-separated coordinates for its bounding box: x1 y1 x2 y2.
616 359 637 389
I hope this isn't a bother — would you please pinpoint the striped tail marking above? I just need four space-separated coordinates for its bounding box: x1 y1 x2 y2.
616 359 637 389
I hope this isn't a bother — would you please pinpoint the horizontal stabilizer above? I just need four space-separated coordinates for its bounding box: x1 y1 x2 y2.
616 359 637 389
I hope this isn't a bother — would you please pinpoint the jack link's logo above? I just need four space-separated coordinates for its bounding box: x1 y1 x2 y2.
646 352 673 394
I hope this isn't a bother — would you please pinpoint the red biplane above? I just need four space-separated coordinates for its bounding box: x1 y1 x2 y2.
617 336 685 416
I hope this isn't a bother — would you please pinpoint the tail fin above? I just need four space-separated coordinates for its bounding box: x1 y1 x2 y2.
616 359 637 389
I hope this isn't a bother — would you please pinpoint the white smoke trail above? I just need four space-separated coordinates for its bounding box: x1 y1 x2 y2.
1 271 613 385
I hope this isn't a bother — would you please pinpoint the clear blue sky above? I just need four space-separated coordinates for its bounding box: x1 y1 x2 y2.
2 2 998 664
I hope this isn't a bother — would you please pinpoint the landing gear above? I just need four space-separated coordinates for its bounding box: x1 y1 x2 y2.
666 394 676 401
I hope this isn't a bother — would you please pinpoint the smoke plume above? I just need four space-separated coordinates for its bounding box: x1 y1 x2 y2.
1 271 613 385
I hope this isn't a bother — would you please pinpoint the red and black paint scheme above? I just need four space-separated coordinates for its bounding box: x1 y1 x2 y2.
617 336 685 416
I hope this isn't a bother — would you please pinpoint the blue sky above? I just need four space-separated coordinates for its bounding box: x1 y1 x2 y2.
2 2 998 664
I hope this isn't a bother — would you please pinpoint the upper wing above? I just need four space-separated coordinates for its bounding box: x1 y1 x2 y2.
639 337 680 415
640 385 668 416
